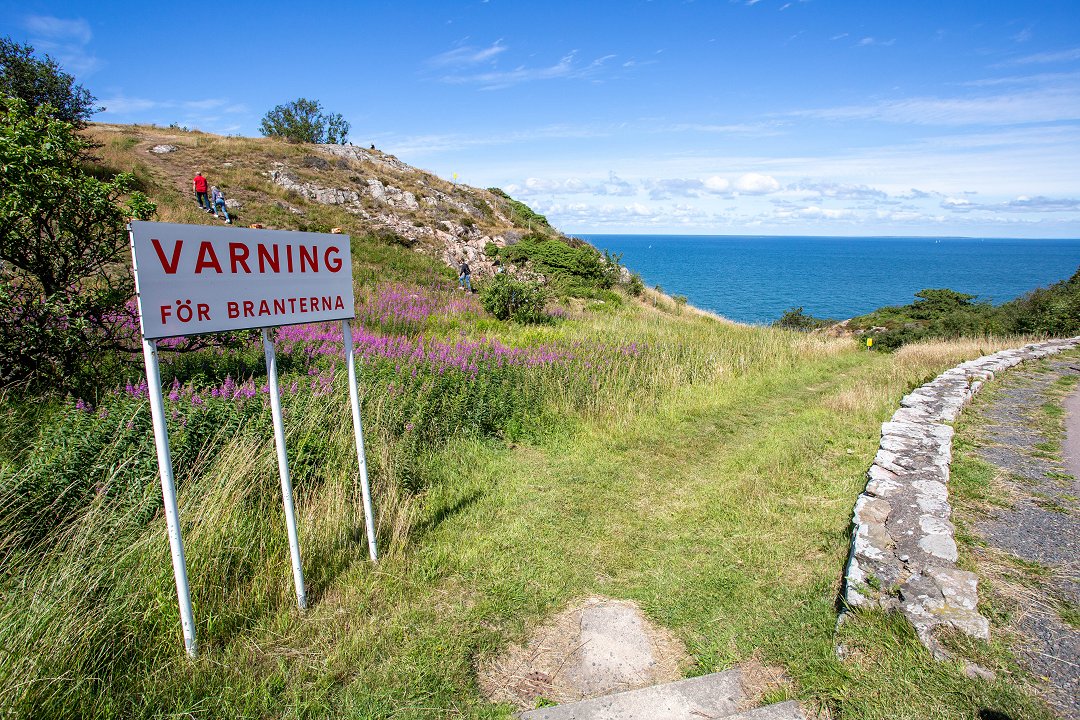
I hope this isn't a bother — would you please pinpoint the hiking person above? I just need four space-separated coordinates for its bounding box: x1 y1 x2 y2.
193 171 211 213
210 185 231 224
458 259 472 292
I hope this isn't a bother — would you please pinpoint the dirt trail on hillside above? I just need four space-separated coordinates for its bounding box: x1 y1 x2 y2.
961 358 1080 720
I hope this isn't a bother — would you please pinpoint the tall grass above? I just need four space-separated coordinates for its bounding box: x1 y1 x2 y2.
0 274 1054 718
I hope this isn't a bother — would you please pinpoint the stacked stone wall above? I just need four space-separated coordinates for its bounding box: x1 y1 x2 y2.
842 337 1080 656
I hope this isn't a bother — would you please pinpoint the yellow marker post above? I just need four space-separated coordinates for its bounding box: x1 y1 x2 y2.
867 337 873 350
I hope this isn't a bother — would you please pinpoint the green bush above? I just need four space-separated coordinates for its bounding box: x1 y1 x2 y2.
773 307 833 331
479 273 549 323
847 271 1080 351
487 188 551 230
500 235 621 297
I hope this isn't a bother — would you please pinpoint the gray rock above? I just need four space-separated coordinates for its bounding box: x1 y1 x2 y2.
150 144 177 154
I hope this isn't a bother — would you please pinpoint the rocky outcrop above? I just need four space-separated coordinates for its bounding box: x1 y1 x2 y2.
269 167 362 207
842 338 1080 657
316 143 415 174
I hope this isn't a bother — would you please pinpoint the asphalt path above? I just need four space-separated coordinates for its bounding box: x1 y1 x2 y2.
967 358 1079 720
1064 384 1080 485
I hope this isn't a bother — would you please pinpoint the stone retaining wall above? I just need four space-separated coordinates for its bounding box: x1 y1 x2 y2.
841 337 1080 657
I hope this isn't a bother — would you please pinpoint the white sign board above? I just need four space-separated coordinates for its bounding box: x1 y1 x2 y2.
130 220 354 339
128 221 376 659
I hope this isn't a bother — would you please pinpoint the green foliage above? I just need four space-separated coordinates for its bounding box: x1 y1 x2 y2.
259 97 350 144
627 273 645 297
774 307 834 331
1007 267 1080 337
479 273 549 323
0 36 98 124
488 187 550 229
0 97 156 394
850 269 1080 350
910 288 977 318
500 235 622 298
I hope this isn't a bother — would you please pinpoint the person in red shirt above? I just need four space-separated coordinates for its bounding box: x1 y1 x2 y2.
193 172 211 213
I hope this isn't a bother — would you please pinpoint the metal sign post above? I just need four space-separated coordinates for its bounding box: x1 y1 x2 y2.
342 320 378 561
262 328 307 608
129 221 376 656
141 337 198 657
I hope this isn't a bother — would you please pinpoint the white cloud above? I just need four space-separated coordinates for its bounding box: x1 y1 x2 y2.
98 95 163 114
438 51 617 90
785 181 887 200
782 206 857 220
703 176 731 192
793 85 1080 126
941 195 1080 214
735 173 780 194
428 40 507 67
23 15 100 76
1007 47 1080 65
24 15 91 44
1003 195 1080 212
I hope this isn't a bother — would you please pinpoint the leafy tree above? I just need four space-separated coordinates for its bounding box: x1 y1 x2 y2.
0 97 155 394
0 36 98 124
259 97 350 144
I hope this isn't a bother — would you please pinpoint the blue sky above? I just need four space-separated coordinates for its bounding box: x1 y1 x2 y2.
4 0 1080 237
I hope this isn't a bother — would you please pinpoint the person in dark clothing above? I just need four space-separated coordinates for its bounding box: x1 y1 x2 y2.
193 172 211 213
458 259 473 292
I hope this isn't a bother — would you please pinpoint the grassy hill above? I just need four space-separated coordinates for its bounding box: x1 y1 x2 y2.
0 126 1064 719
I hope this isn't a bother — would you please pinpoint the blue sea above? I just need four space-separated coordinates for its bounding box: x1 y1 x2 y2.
581 235 1080 325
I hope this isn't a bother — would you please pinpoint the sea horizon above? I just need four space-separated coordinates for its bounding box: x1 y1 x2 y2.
579 234 1080 325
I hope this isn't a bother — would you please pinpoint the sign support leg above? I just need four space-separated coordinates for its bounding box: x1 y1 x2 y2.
342 320 378 561
142 338 198 657
262 328 307 609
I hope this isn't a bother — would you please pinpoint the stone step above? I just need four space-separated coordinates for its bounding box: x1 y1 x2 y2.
723 700 806 720
518 669 805 720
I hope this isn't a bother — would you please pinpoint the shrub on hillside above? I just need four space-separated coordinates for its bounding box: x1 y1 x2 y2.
499 234 622 298
1007 267 1080 336
488 188 550 230
479 273 549 323
773 307 833 331
850 271 1080 350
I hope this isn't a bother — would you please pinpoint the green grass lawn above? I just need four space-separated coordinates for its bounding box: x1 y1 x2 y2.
0 286 1054 718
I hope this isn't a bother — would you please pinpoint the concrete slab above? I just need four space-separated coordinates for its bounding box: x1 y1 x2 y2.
561 599 672 696
479 596 690 710
724 700 806 720
518 670 743 720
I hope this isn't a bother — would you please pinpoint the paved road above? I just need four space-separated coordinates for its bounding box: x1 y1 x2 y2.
963 357 1079 720
1064 385 1080 484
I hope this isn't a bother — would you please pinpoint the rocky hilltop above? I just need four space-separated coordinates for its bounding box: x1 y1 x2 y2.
89 124 575 281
